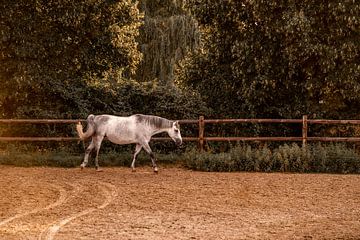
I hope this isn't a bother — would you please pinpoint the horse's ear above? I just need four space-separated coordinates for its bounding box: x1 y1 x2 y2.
174 121 180 128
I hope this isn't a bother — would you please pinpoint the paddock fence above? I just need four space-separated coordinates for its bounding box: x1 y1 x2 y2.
1 115 360 151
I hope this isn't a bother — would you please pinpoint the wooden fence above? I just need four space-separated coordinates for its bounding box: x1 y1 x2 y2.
1 115 360 151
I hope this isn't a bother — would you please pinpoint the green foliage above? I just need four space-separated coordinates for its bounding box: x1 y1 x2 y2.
0 0 207 124
2 142 359 173
0 150 82 167
273 143 310 172
136 0 199 84
184 143 360 173
309 143 360 173
0 146 182 168
0 80 209 155
0 0 143 118
177 0 360 119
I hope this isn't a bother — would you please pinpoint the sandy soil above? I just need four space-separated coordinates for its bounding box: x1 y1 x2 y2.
0 166 359 240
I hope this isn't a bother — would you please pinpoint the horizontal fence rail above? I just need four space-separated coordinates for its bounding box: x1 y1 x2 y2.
0 119 85 124
1 115 360 151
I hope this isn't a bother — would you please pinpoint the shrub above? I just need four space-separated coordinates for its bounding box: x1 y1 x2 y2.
2 142 360 174
0 146 181 168
309 143 360 174
184 143 360 173
272 143 311 172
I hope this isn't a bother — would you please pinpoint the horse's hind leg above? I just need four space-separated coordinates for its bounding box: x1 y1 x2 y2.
142 142 158 173
94 135 105 171
81 140 95 169
131 144 142 172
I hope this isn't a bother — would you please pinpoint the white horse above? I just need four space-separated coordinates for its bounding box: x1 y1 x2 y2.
76 114 182 172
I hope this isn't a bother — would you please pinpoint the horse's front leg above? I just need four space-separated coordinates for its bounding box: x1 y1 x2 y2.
131 144 142 172
142 142 158 173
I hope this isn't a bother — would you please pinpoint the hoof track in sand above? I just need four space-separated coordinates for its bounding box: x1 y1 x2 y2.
1 167 359 240
39 181 117 240
0 183 68 228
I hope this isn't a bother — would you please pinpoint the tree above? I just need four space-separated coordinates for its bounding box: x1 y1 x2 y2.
0 0 143 118
177 0 360 119
136 0 199 85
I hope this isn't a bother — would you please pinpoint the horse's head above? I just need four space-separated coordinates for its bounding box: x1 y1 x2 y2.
168 121 182 146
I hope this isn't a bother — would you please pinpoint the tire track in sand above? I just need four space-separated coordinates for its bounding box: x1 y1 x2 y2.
0 183 68 228
39 182 117 240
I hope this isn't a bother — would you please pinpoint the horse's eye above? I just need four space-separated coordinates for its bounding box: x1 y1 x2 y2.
174 129 179 133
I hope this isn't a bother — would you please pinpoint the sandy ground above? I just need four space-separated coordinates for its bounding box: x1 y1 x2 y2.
0 166 359 240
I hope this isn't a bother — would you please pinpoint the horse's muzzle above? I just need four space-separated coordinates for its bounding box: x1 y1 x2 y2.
175 139 183 146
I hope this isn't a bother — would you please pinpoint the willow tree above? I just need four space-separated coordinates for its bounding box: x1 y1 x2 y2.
177 0 360 119
136 0 199 85
0 0 143 118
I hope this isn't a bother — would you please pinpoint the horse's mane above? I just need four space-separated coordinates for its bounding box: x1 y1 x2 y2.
134 114 173 129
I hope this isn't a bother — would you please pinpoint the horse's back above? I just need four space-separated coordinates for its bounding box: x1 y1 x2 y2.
93 114 141 144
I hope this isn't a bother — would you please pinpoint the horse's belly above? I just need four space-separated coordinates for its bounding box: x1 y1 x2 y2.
105 121 140 145
107 134 135 145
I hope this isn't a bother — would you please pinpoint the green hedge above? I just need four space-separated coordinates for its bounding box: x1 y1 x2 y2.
0 145 181 168
184 143 360 174
2 143 360 174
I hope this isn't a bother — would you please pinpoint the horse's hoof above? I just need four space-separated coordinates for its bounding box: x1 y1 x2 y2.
96 168 103 172
132 168 136 172
154 167 159 173
80 165 85 170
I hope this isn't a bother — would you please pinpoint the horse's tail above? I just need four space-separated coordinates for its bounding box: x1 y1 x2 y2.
76 114 96 140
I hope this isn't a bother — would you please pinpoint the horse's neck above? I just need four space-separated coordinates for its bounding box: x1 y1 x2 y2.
150 126 169 136
144 117 172 136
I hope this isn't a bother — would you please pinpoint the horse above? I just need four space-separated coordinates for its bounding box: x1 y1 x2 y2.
76 114 182 173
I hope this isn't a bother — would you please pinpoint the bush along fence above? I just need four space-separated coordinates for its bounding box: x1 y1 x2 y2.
1 115 360 150
183 143 360 174
1 116 360 173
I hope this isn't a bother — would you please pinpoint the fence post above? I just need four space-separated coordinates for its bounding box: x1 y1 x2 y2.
199 116 205 152
302 115 308 147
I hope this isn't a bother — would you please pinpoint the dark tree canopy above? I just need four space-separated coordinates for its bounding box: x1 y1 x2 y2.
136 0 199 85
177 0 360 119
0 0 359 121
0 0 143 118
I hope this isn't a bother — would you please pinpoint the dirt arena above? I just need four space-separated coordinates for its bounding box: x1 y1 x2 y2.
0 166 359 240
